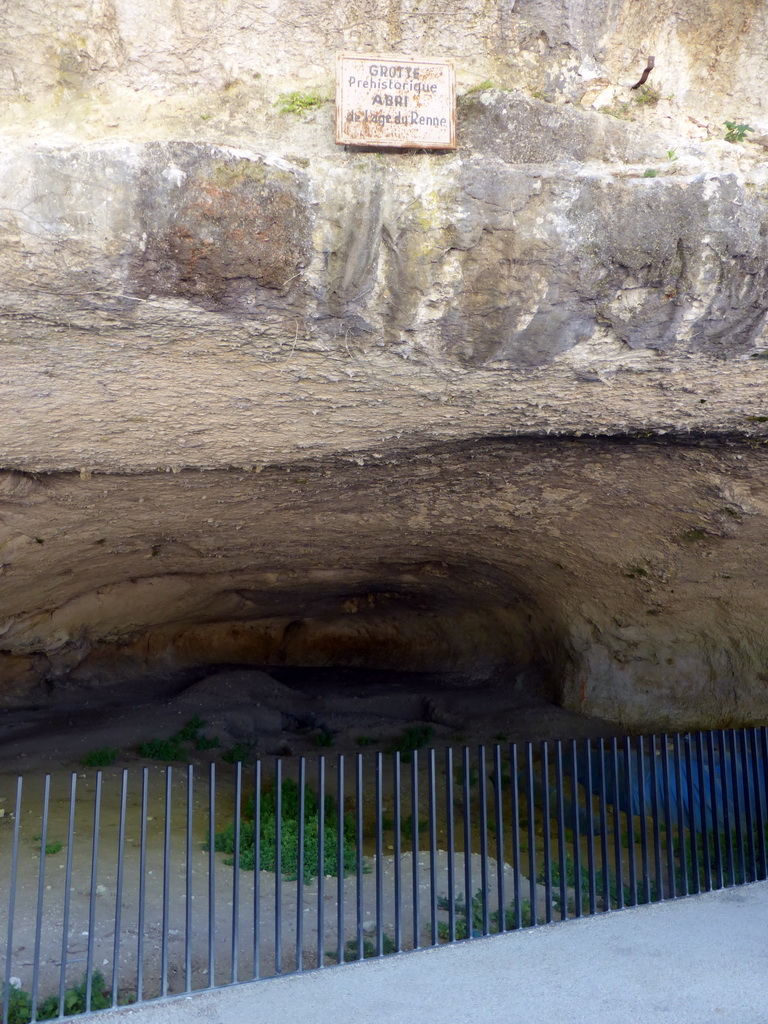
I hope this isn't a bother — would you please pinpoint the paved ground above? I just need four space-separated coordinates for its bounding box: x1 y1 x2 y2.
88 882 768 1024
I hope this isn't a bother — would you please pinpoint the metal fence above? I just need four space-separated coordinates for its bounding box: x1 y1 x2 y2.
2 727 767 1022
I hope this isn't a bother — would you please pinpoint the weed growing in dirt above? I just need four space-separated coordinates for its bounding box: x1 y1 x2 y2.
221 742 254 764
275 91 323 114
633 83 661 106
437 890 532 940
1 971 110 1023
32 836 63 856
643 168 657 177
82 747 119 767
724 120 754 143
138 716 216 762
386 726 434 762
314 727 335 747
214 778 357 883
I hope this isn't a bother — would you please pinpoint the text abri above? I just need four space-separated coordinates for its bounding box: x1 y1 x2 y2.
336 53 456 150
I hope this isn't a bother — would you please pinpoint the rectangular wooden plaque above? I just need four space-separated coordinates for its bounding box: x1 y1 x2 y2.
336 52 456 150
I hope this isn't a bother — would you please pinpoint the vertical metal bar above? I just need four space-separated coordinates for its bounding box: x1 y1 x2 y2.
461 747 472 938
510 744 522 929
554 741 567 921
296 757 305 972
161 767 172 997
493 745 505 932
728 730 745 884
336 755 344 965
444 748 456 943
393 753 402 952
672 734 688 896
610 737 624 911
253 759 261 979
584 740 596 915
208 762 216 986
85 772 102 1013
636 737 650 904
569 740 582 919
58 773 77 1013
413 749 421 949
137 768 148 1002
185 765 193 992
660 736 675 898
317 756 325 968
525 743 537 926
648 736 663 900
428 748 438 945
355 753 364 961
375 752 384 956
718 730 735 887
541 741 552 923
2 777 22 1024
683 735 700 894
706 732 723 890
623 736 637 906
597 739 610 910
477 746 489 935
695 732 711 890
274 759 282 974
739 729 756 881
757 728 768 880
31 774 51 1019
112 769 129 1006
232 761 242 983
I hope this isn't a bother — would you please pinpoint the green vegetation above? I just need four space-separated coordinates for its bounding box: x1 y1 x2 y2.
275 91 323 115
623 562 649 579
1 971 110 1023
82 747 119 768
437 890 532 940
465 79 495 94
642 168 657 178
724 120 754 143
327 933 398 962
214 778 357 883
314 727 335 748
680 528 707 542
221 742 255 765
666 148 679 163
633 84 661 106
33 835 63 856
386 725 434 762
138 716 218 762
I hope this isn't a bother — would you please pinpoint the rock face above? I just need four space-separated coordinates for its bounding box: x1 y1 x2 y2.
0 0 767 731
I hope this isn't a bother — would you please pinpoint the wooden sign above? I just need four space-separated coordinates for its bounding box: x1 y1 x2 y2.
336 53 456 150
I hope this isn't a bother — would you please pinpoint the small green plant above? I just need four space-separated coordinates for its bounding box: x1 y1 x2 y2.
643 168 657 178
465 79 495 94
214 778 357 883
680 528 707 542
386 725 434 762
666 148 678 162
276 91 323 115
138 737 188 761
82 747 119 768
633 83 661 106
724 120 754 143
194 734 220 751
437 890 532 939
1 972 110 1023
222 742 254 765
32 835 63 856
314 727 335 748
176 714 206 741
624 562 649 579
356 735 377 747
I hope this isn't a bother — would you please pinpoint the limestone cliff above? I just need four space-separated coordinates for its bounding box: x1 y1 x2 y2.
1 0 768 729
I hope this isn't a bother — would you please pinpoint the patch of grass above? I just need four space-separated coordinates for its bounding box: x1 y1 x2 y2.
666 148 678 162
437 890 532 939
2 971 110 1023
724 120 754 143
221 742 254 765
386 725 434 762
214 778 357 883
643 168 657 177
680 528 707 542
605 100 634 121
176 714 206 741
624 562 649 579
634 83 661 106
194 734 220 751
314 727 335 748
465 79 495 94
82 747 119 767
32 835 63 856
275 91 323 115
138 737 188 761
